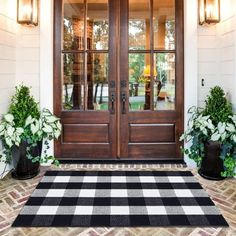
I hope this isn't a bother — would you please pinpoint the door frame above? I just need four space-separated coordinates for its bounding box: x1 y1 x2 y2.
40 0 198 164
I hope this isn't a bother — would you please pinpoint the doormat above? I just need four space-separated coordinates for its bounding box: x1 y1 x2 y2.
12 171 228 227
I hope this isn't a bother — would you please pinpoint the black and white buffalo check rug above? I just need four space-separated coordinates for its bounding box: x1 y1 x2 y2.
12 171 228 227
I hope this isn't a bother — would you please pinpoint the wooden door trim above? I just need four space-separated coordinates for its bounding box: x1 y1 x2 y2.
175 0 184 158
119 0 129 158
54 0 62 158
109 0 119 158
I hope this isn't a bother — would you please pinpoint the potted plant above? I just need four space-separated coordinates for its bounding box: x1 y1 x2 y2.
180 86 236 180
0 85 61 179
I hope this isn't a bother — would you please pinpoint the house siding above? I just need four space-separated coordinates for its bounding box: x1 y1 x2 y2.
0 0 17 116
0 0 17 176
218 0 236 111
198 0 236 111
16 27 40 100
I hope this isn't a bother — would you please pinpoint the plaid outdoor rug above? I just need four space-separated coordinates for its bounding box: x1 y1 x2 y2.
12 171 228 227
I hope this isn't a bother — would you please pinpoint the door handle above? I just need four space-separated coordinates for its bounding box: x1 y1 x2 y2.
121 92 126 114
110 92 115 114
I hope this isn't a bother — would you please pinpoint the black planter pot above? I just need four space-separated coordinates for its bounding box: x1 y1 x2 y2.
11 141 42 180
198 141 226 180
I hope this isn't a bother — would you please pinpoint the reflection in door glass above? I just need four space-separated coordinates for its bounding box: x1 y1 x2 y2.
129 53 151 111
153 0 175 50
63 53 84 110
63 0 85 50
154 53 175 110
129 0 150 50
87 53 109 110
87 0 109 50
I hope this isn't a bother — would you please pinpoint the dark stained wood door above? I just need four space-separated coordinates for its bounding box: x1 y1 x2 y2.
119 0 184 159
54 0 184 160
54 0 118 159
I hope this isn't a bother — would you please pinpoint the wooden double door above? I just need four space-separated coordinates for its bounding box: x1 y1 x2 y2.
54 0 184 160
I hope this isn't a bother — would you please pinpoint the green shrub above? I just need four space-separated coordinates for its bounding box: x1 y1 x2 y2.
202 86 233 125
8 85 40 127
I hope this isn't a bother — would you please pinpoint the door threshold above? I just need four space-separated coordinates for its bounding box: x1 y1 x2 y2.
59 159 186 166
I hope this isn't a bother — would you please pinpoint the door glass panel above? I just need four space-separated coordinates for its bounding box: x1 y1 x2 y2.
63 53 84 110
129 53 151 110
87 53 109 110
63 0 85 50
153 0 175 50
129 0 150 50
87 0 109 50
154 53 175 110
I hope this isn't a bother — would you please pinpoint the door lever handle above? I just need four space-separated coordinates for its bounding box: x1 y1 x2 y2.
110 92 115 114
121 92 126 114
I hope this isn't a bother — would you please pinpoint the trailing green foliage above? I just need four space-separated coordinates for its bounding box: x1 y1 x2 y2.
203 86 233 125
180 86 236 177
0 85 62 166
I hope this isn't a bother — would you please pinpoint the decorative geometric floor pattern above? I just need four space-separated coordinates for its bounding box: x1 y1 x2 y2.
12 170 228 227
0 163 236 235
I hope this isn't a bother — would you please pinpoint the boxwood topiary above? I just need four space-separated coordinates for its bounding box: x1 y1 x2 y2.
202 86 233 125
8 85 40 128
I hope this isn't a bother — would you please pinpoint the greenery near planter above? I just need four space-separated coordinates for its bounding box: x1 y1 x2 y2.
0 85 61 176
180 86 236 177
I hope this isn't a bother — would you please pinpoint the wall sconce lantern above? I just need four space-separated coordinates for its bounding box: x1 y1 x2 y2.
17 0 39 26
199 0 220 25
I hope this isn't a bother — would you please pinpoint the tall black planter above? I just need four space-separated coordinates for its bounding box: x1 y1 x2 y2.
11 141 42 180
198 141 226 180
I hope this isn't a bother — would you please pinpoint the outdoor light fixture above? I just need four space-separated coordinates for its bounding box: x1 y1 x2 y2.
199 0 220 25
17 0 39 26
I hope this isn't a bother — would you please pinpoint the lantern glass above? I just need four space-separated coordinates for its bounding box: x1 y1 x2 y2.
199 0 220 25
17 0 38 26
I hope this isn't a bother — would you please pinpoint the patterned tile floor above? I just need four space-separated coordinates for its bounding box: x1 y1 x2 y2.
0 164 235 236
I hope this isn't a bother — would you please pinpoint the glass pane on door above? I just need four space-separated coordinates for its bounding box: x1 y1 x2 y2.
154 53 175 110
63 0 85 50
153 0 175 50
87 53 109 110
87 0 109 50
129 53 151 111
129 0 150 50
63 53 84 110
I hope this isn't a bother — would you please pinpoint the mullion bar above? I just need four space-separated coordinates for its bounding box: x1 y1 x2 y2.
150 0 154 110
84 0 88 110
128 50 176 53
62 50 109 54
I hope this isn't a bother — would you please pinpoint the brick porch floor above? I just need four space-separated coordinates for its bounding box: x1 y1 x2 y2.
0 164 235 236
